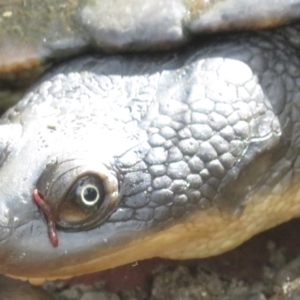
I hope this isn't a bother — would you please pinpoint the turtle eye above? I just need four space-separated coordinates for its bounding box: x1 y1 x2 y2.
72 176 105 210
58 175 106 225
35 158 119 232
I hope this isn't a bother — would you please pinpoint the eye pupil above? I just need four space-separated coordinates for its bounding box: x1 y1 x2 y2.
83 187 98 202
80 184 100 206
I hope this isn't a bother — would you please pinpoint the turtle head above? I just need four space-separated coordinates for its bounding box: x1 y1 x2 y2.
0 34 298 283
0 56 162 282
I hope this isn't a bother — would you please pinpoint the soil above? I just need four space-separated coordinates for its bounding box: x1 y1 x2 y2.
37 218 300 300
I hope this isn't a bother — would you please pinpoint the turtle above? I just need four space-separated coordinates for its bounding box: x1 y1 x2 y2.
2 0 300 299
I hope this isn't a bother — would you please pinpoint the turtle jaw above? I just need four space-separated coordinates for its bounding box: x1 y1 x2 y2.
2 162 300 284
4 183 300 286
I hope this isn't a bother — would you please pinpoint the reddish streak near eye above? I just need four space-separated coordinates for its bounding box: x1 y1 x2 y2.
32 188 59 247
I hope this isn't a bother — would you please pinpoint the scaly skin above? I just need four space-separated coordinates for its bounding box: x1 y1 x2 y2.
1 26 300 284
